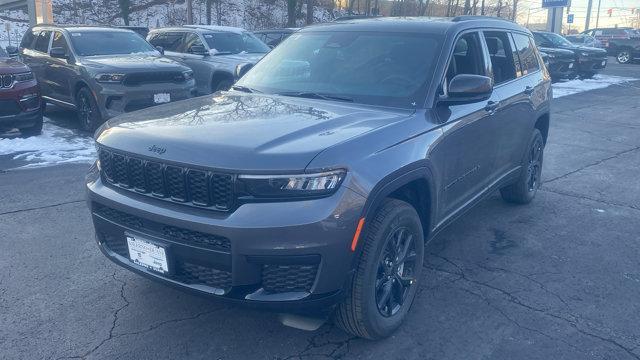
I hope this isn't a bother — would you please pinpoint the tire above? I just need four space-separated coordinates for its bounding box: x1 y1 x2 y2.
212 78 233 93
76 87 102 132
500 129 544 204
617 49 632 64
20 108 44 137
334 198 424 339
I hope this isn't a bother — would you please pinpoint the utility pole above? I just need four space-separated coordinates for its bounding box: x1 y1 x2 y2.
585 0 593 30
481 0 485 15
595 0 602 28
512 0 518 20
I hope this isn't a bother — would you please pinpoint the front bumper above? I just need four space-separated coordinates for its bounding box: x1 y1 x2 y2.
576 57 607 73
96 80 197 120
86 168 365 311
547 58 577 79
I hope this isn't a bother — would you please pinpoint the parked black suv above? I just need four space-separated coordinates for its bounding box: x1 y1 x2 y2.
533 31 607 78
19 25 196 131
87 16 551 339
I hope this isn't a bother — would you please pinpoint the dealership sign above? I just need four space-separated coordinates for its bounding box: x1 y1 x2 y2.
542 0 569 7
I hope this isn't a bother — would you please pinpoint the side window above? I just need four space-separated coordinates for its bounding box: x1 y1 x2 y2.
33 30 52 53
265 33 282 46
512 33 539 76
21 29 36 49
148 32 183 52
181 33 203 53
445 32 485 83
483 31 518 85
51 31 70 54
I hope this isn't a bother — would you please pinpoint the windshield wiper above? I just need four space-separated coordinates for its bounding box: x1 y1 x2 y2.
231 85 261 93
213 51 235 56
277 92 354 102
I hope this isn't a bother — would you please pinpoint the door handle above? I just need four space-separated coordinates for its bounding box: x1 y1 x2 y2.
524 86 534 95
484 101 499 113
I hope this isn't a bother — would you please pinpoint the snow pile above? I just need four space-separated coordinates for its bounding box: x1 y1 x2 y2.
552 74 635 98
0 120 96 168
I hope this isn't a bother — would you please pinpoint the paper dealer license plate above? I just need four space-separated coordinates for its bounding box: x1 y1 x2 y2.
153 93 171 104
126 235 169 273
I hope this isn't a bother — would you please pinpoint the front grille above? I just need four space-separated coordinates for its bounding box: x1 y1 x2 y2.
0 99 21 116
98 147 234 211
0 74 14 88
93 203 231 251
123 72 185 86
262 264 318 294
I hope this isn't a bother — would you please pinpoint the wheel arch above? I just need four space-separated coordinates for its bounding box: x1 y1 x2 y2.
534 113 550 145
210 71 234 92
73 80 91 104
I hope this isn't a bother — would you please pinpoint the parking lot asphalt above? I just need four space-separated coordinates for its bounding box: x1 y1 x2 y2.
2 62 640 360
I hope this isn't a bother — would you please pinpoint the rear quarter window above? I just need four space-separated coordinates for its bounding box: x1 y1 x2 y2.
512 33 540 75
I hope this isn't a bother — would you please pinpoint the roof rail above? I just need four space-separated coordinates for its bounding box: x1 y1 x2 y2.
451 15 515 23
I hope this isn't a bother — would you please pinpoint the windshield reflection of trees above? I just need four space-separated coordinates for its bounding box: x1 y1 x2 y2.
120 94 335 128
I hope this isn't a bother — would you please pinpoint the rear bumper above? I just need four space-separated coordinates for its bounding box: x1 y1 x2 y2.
86 167 365 311
96 80 197 120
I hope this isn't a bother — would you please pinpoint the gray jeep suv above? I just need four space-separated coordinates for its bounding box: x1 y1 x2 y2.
148 25 270 94
87 16 551 339
19 25 197 131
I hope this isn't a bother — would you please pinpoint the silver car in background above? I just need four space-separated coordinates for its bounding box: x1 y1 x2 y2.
148 25 270 94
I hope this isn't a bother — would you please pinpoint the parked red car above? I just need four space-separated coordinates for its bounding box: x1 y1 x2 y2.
0 46 43 136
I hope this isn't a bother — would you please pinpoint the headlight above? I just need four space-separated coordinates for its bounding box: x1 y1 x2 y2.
238 170 346 199
95 73 125 83
183 70 194 81
14 71 34 82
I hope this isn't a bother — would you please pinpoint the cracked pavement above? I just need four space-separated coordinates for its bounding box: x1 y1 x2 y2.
1 63 640 359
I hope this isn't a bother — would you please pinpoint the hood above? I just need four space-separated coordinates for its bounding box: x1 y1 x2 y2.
539 47 575 59
96 93 412 172
82 54 188 71
0 57 30 74
212 52 265 63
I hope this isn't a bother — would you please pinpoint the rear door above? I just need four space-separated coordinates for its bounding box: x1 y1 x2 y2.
27 29 53 97
481 30 533 178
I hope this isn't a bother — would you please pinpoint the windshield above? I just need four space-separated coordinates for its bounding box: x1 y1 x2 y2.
69 31 157 56
202 32 270 54
236 31 441 108
0 47 8 58
542 33 574 47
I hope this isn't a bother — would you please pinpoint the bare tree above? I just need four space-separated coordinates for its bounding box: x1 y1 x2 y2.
287 0 297 27
306 0 313 24
463 0 471 14
118 0 130 25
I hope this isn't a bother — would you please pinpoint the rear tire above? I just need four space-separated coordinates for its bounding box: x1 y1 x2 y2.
334 199 424 339
76 87 102 133
500 129 544 204
617 49 632 64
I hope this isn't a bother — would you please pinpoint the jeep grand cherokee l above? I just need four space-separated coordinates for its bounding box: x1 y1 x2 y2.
0 45 42 136
148 25 269 94
19 25 196 132
87 16 551 339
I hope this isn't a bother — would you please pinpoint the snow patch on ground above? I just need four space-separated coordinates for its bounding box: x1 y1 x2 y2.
0 119 96 168
552 74 635 98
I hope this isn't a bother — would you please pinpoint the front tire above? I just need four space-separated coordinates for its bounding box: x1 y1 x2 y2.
76 87 102 132
500 129 544 204
334 199 424 339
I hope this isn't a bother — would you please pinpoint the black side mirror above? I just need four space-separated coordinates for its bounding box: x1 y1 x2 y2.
443 74 493 104
189 45 208 56
5 46 18 55
50 47 68 60
235 62 254 80
155 46 164 55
